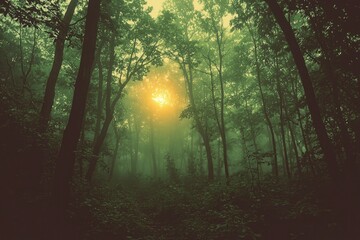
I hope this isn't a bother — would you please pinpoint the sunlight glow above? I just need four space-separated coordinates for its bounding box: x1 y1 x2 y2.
152 92 169 106
146 0 202 18
146 0 165 18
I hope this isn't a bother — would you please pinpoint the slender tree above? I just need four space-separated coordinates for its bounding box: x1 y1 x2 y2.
200 0 230 183
53 0 101 228
109 119 121 180
159 7 215 180
263 0 339 180
39 0 78 129
86 7 162 181
247 23 278 178
19 26 37 95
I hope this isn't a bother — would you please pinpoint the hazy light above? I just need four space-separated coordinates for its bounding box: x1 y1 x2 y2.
146 0 165 18
146 0 203 18
152 92 169 106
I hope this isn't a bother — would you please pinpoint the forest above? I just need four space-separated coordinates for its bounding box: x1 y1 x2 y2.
0 0 359 239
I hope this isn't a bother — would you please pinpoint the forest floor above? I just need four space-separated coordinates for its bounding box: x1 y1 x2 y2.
0 91 348 240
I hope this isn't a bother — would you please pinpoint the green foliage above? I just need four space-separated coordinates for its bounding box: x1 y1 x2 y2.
75 185 156 240
1 0 61 28
68 176 340 240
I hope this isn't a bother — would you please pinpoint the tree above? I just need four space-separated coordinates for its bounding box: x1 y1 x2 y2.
232 2 279 178
109 117 122 180
86 1 162 181
199 0 231 183
39 0 78 129
293 0 360 180
53 0 101 228
263 0 339 181
19 25 37 96
158 7 213 180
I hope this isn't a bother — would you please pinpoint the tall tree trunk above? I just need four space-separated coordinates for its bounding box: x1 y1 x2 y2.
86 114 113 181
179 61 214 180
150 118 157 178
109 122 120 181
284 100 302 176
207 56 223 179
246 23 278 178
240 127 255 189
86 33 116 182
214 30 230 183
308 8 360 235
78 124 86 178
93 54 104 142
275 132 286 176
265 1 360 237
109 136 120 181
264 0 339 180
129 117 140 175
199 137 204 175
291 76 314 174
53 0 100 234
131 123 140 175
279 101 291 179
316 22 358 176
216 139 222 178
202 134 214 180
19 26 37 96
39 0 78 128
275 56 291 179
308 14 357 178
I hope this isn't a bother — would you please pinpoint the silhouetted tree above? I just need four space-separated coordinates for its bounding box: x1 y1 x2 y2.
53 0 101 229
39 0 78 129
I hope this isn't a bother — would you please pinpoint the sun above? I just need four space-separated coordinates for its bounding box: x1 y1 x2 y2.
152 92 168 106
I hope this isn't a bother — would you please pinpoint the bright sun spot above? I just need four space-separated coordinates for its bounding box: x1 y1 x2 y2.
152 92 168 106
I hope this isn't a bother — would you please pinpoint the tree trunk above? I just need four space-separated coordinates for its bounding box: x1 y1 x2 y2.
291 76 314 175
307 9 360 235
284 99 302 176
279 104 291 179
19 26 37 97
39 0 78 128
264 0 339 180
109 136 120 181
240 127 256 189
109 123 120 181
214 30 230 183
203 134 214 180
179 60 214 180
131 125 140 175
86 114 113 181
86 33 116 182
246 23 278 178
207 56 224 180
129 117 140 175
309 14 357 178
93 54 104 142
53 0 100 235
150 118 157 178
78 125 85 178
275 56 291 179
